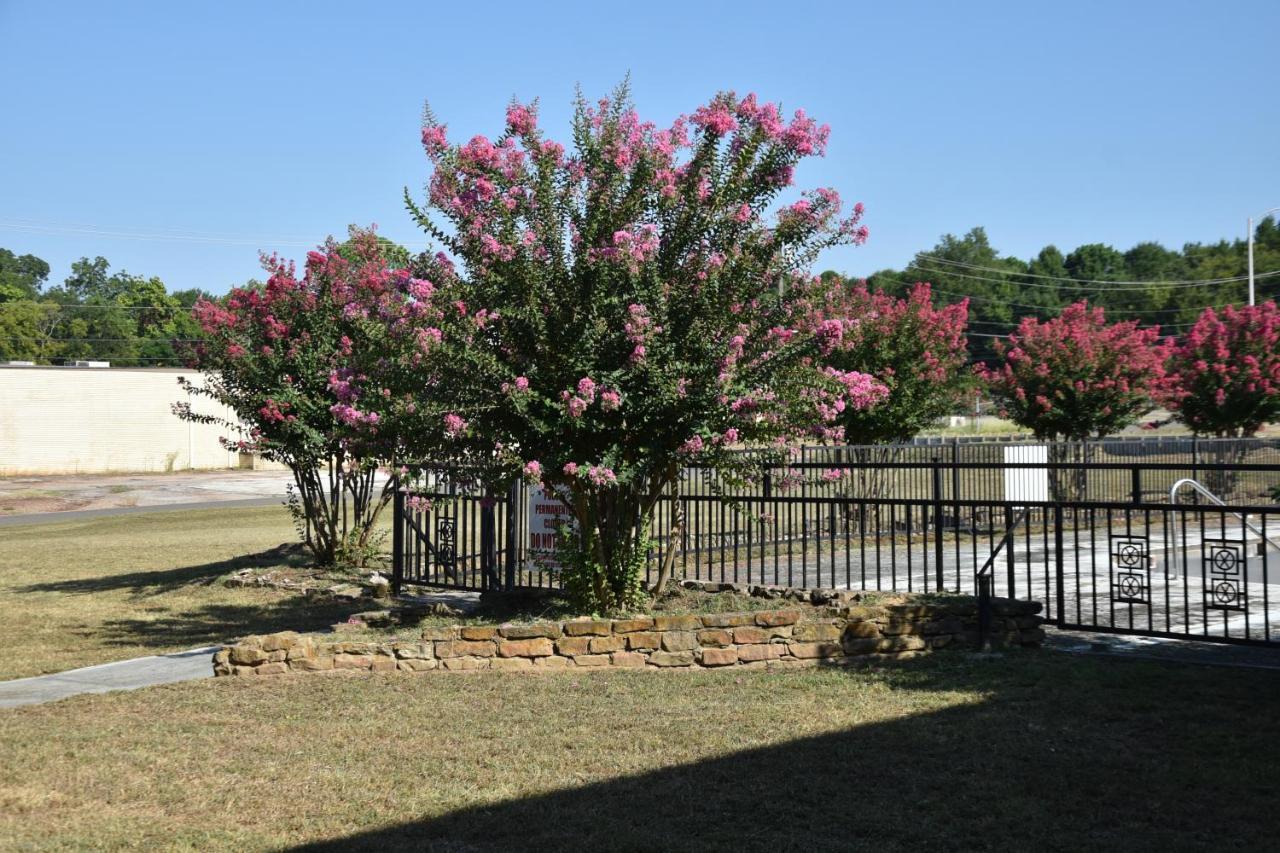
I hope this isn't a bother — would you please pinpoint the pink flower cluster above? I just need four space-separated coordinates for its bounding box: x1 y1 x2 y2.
558 376 626 418
586 465 617 486
611 225 659 265
501 375 531 396
506 101 537 137
258 398 295 424
443 413 467 436
331 403 379 429
624 303 659 363
558 461 617 487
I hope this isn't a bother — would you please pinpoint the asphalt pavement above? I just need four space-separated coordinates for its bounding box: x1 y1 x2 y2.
0 497 282 527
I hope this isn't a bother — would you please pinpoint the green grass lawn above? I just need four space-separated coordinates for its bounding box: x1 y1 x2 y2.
0 507 370 679
1 653 1278 850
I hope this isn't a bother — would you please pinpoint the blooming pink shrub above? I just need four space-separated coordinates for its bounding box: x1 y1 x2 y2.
979 301 1168 441
397 83 882 609
795 280 969 443
1162 301 1280 437
180 229 425 566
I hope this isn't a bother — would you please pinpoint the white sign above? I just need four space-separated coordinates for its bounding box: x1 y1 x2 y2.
1003 445 1048 504
527 485 575 567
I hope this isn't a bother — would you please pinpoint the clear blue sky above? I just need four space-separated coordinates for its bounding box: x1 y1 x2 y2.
2 0 1277 295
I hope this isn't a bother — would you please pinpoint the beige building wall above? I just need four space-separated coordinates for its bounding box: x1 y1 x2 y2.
0 366 284 475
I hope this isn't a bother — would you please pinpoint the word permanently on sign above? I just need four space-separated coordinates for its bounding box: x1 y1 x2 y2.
528 486 574 567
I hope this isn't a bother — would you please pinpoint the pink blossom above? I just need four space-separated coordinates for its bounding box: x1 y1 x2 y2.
444 413 467 436
523 460 542 482
505 102 537 136
538 139 565 163
680 436 705 454
690 99 738 135
421 124 449 155
586 465 617 486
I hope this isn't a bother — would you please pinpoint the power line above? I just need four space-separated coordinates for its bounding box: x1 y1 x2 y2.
908 261 1280 293
871 271 1258 317
917 254 1275 287
968 317 1202 330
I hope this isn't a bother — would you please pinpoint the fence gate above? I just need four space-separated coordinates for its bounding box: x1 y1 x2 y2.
392 472 524 593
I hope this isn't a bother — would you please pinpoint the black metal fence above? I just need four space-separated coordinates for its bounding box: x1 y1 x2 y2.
392 456 1280 647
794 437 1280 504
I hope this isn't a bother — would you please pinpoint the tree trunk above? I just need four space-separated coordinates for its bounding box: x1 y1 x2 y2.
651 493 684 597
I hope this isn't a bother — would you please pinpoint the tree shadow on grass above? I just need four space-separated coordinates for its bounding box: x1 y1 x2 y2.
89 597 369 649
289 657 1280 853
16 542 378 651
15 543 315 596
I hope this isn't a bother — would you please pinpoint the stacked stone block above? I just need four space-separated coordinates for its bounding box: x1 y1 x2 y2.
215 598 1045 677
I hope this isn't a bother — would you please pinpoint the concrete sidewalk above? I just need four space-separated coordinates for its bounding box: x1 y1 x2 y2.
1044 627 1280 670
0 646 218 709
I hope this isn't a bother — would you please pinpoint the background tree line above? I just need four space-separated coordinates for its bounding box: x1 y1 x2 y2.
4 217 1277 368
0 250 211 365
853 216 1280 362
0 236 415 367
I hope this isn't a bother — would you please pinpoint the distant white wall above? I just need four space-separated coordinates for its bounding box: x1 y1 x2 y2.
0 366 284 475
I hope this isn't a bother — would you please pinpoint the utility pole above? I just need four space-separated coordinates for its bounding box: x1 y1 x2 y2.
1249 216 1255 306
1248 207 1280 307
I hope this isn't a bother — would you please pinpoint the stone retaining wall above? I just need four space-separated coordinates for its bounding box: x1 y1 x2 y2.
215 598 1045 676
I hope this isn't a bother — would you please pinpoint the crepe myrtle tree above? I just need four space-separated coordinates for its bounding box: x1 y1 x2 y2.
176 229 425 568
979 301 1168 499
1162 302 1280 439
793 278 969 502
796 279 970 443
385 84 885 611
1161 302 1280 493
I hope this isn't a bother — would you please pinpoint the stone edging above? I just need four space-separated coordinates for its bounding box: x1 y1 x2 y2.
215 598 1045 676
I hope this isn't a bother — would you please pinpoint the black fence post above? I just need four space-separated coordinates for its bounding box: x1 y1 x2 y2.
931 456 944 591
504 481 519 591
977 572 992 650
1053 503 1065 627
391 486 404 597
1131 466 1142 505
1191 437 1200 505
950 438 961 502
1004 503 1016 597
480 493 496 591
